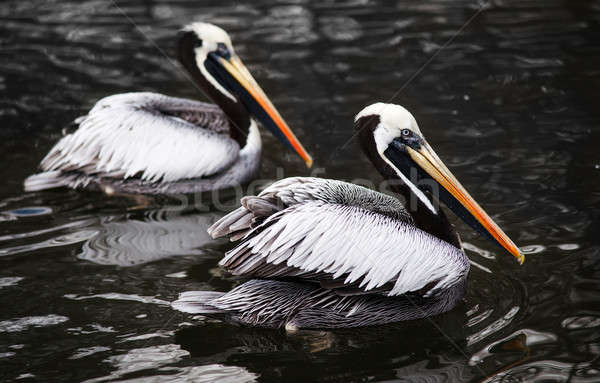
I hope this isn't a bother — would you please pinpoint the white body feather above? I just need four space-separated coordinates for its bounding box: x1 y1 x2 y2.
39 92 240 183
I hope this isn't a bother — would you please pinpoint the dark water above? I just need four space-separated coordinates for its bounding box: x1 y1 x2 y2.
2 0 600 381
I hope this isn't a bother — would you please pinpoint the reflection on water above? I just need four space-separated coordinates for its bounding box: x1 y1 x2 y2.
0 314 69 333
64 292 170 306
83 343 258 383
470 329 556 366
79 210 219 266
562 316 600 330
484 360 600 383
1 0 600 381
467 306 520 346
0 276 23 288
68 346 111 360
175 317 470 381
0 228 98 257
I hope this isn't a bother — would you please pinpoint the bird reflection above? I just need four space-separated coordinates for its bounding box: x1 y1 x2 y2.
77 209 221 266
175 305 468 382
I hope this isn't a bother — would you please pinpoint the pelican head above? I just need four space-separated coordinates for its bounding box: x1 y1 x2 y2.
354 103 524 264
178 22 312 167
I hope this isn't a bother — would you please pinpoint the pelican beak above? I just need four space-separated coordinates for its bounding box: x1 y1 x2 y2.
403 142 524 264
211 54 313 167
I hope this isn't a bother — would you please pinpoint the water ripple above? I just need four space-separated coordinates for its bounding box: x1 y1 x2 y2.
81 344 259 383
64 293 170 306
485 360 600 383
0 229 98 257
562 316 600 330
0 218 97 243
1 0 599 381
0 276 23 288
0 314 69 333
68 346 111 360
78 211 217 267
82 344 189 383
470 328 557 366
467 306 521 346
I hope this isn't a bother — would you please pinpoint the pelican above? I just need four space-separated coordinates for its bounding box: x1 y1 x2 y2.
172 103 524 329
24 23 312 194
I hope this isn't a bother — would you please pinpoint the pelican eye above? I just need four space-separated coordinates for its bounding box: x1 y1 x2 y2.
216 42 231 59
401 129 411 137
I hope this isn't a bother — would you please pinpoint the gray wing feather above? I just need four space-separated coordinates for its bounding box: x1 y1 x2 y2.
39 92 239 183
260 177 411 221
208 177 411 239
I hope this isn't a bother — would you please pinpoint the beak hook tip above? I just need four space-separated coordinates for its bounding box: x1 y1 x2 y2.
305 156 314 168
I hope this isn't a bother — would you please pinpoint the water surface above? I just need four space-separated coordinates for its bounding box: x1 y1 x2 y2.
1 0 600 382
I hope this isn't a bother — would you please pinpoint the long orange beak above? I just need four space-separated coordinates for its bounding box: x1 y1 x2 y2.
216 55 313 167
405 143 524 264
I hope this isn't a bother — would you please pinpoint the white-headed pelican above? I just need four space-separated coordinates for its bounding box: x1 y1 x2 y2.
172 103 523 329
24 23 311 194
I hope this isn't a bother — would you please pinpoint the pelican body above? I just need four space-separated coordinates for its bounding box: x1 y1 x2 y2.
24 23 311 194
172 103 523 329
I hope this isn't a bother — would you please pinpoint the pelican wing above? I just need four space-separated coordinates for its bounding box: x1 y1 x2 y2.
211 177 469 297
39 92 240 183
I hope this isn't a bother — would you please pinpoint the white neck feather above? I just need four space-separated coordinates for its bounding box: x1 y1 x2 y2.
373 125 437 214
240 119 262 156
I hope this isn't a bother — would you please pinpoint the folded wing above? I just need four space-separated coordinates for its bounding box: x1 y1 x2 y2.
39 92 239 183
210 177 469 297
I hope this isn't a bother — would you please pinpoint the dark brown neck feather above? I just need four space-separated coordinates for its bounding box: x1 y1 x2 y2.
355 115 461 248
177 31 250 147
